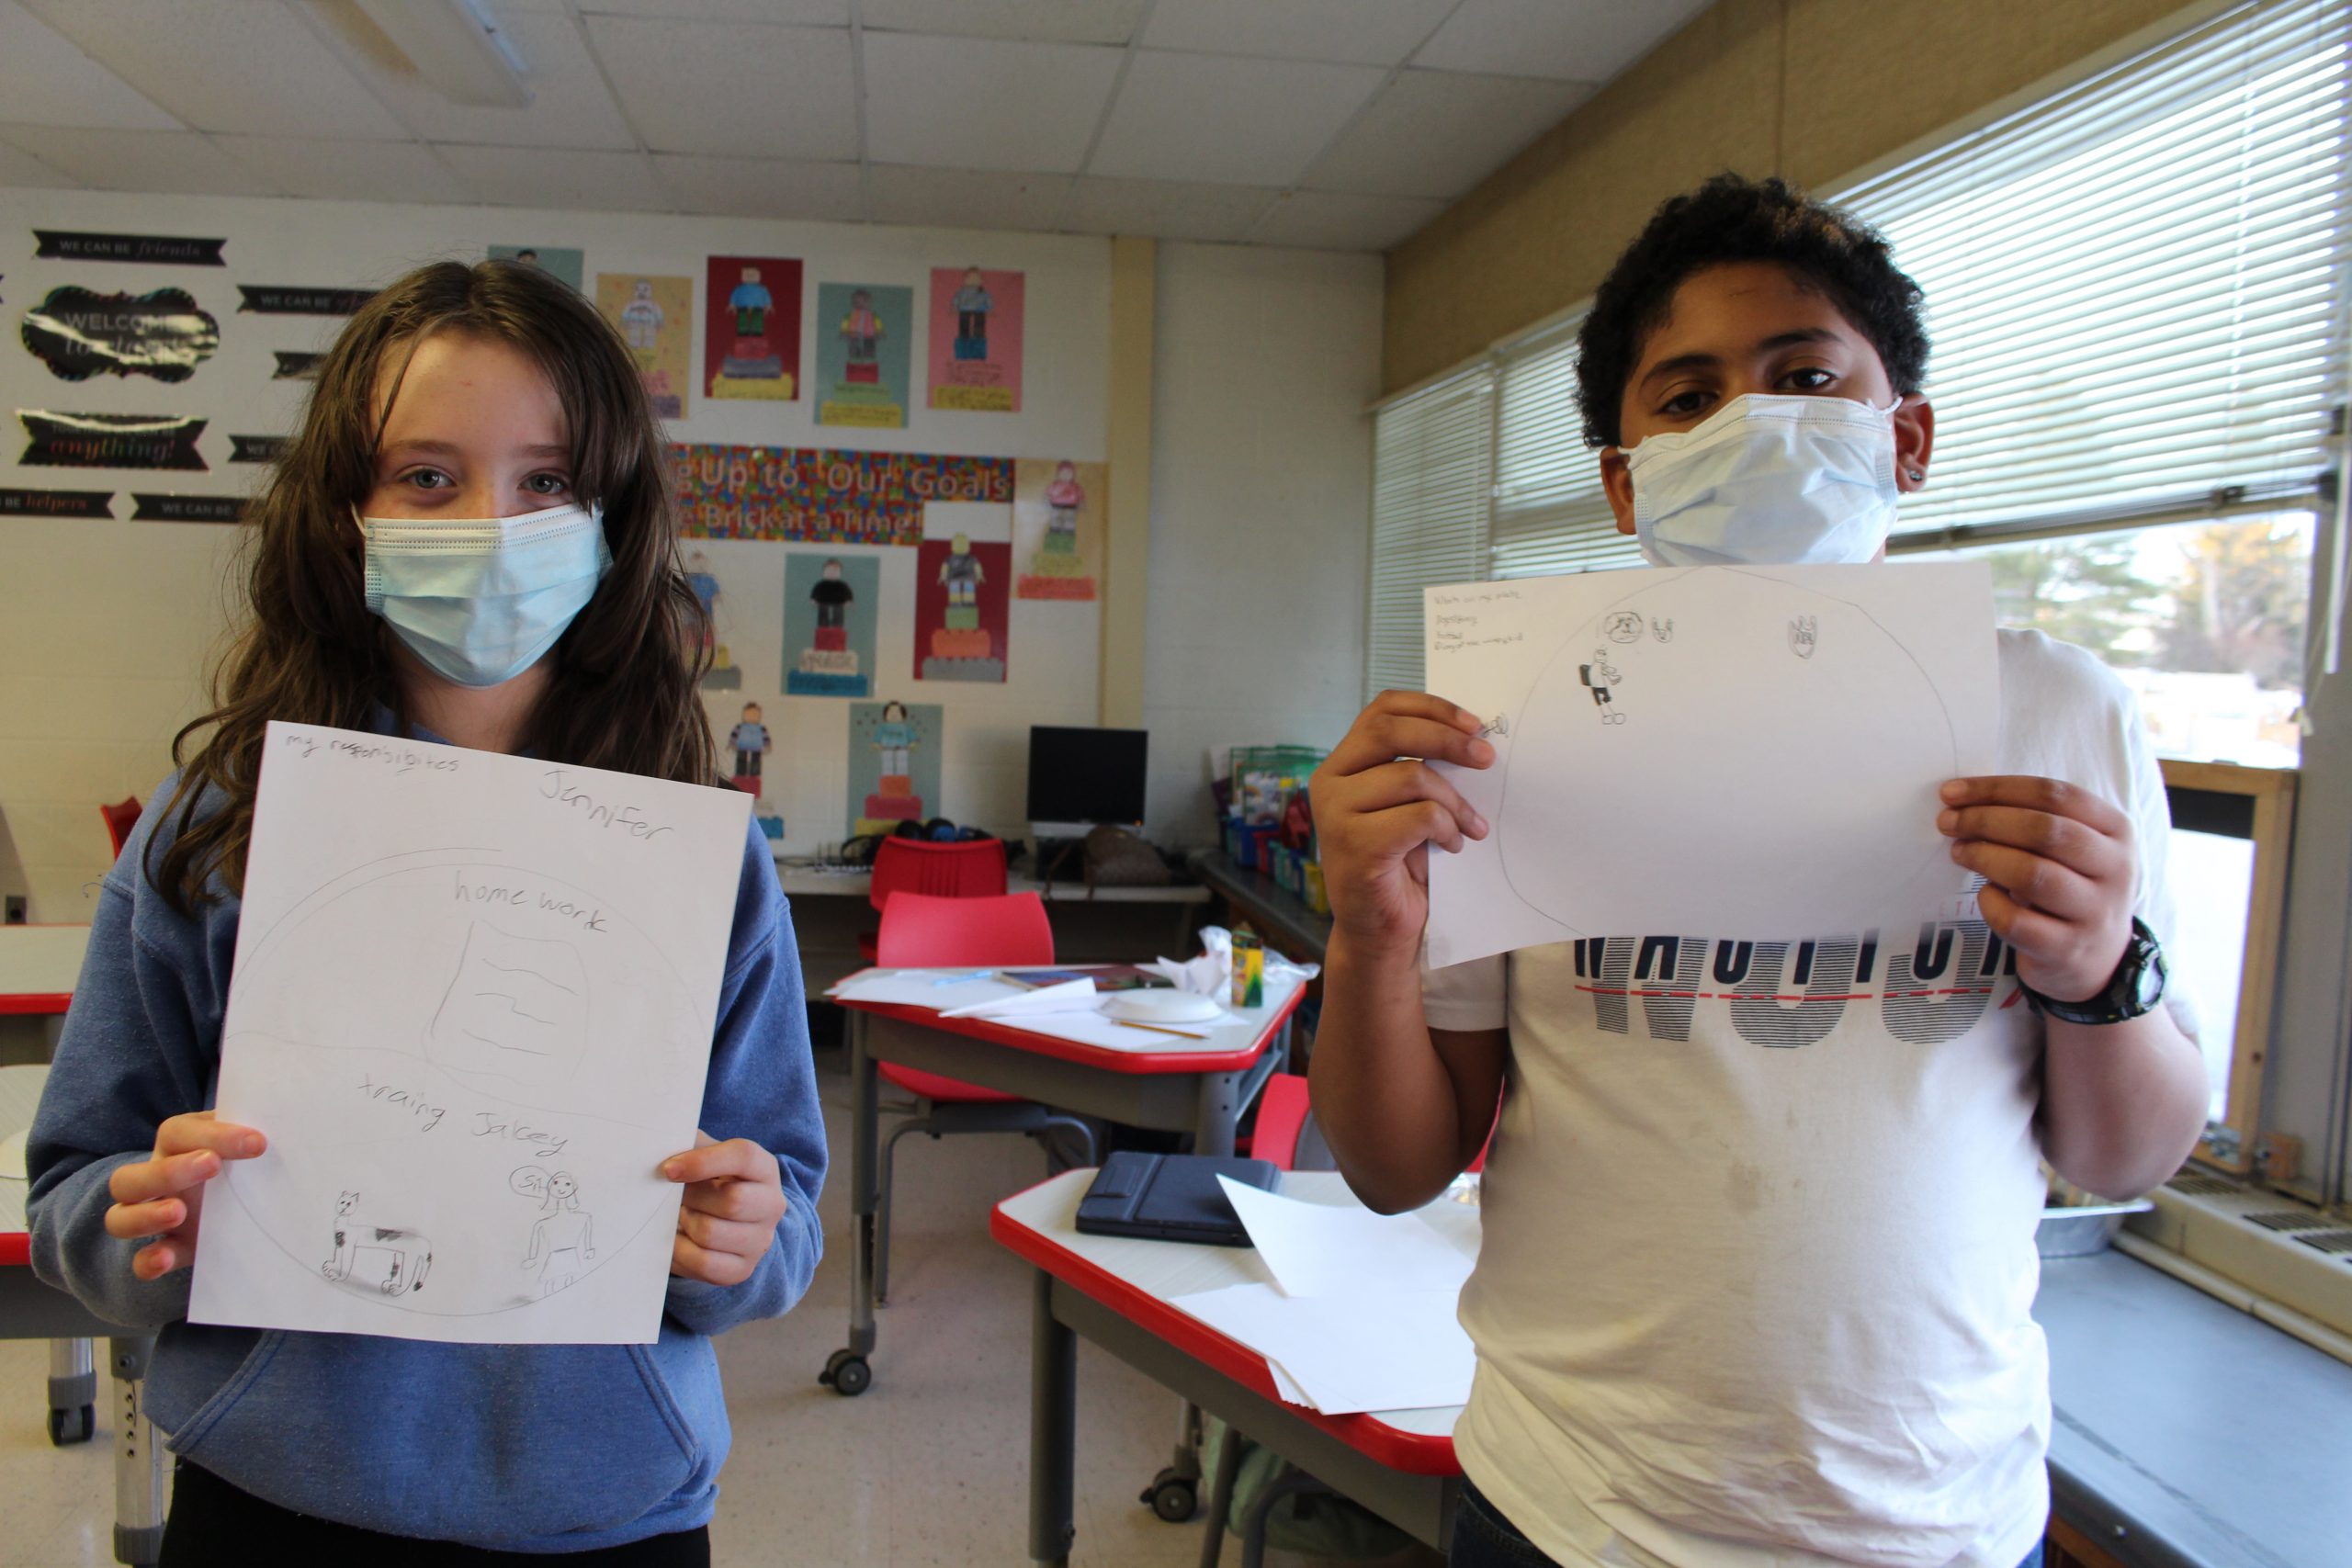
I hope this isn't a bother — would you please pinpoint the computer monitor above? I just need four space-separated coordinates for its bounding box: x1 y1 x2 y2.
1026 726 1148 839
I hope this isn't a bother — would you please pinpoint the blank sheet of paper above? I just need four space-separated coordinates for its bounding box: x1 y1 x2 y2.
189 722 751 1345
1216 1177 1473 1299
1171 1282 1475 1414
1423 563 1999 968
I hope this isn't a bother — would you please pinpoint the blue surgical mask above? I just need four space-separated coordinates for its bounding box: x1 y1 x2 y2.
359 500 611 688
1624 393 1903 567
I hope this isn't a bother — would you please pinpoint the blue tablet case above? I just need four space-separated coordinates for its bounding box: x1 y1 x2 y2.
1075 1151 1281 1247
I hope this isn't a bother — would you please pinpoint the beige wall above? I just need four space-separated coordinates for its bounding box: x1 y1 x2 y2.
1382 0 2198 393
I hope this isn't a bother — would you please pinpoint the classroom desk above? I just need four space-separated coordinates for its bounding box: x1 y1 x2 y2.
994 1168 2352 1568
993 1168 1463 1568
2 1065 165 1567
824 969 1303 1399
0 923 90 1016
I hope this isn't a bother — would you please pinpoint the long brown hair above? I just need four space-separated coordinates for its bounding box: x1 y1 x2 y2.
152 259 716 911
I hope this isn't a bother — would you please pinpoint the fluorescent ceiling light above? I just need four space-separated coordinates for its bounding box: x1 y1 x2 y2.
353 0 531 108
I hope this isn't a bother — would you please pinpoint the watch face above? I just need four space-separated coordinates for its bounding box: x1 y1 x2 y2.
2131 942 2169 1012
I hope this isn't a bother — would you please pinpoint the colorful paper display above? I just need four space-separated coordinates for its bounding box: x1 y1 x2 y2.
847 701 942 838
783 552 877 698
488 245 583 291
1012 458 1103 601
926 267 1023 412
914 501 1011 683
815 282 912 429
596 273 693 421
673 445 1013 545
704 256 802 402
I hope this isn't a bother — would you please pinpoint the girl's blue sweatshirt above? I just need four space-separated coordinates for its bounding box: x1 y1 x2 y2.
27 734 828 1553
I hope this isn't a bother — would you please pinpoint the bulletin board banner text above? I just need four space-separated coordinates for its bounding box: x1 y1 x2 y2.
673 444 1015 545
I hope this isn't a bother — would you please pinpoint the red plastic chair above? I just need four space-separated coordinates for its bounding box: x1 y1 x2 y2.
856 837 1008 963
869 890 1094 1303
99 797 141 861
1247 1072 1493 1174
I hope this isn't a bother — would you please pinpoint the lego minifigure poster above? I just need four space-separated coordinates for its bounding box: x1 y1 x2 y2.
814 281 912 429
595 273 693 421
489 244 583 290
847 700 942 839
705 256 802 402
782 551 877 698
925 266 1023 412
1012 457 1103 601
913 500 1011 683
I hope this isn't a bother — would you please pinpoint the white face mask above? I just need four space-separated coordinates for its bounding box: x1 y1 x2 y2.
1623 392 1903 567
359 500 611 688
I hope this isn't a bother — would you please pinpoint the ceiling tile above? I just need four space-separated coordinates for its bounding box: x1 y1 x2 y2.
0 1 183 130
1249 188 1443 251
651 152 865 220
21 0 407 138
0 136 75 186
335 10 639 152
1302 69 1585 198
0 125 280 195
584 16 857 159
864 34 1121 175
859 0 1144 45
1059 176 1274 243
1089 51 1385 187
573 0 847 20
211 135 469 204
1141 0 1455 67
1411 0 1712 82
867 164 1069 231
437 143 669 210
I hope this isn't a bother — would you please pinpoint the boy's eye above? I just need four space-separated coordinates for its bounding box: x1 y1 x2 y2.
1781 367 1836 391
1659 389 1712 417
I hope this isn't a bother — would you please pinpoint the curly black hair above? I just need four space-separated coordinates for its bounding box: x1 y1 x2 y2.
1574 174 1928 449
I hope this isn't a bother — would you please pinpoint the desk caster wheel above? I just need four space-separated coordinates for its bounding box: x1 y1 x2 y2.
820 1349 872 1396
48 1404 95 1447
1141 1468 1197 1523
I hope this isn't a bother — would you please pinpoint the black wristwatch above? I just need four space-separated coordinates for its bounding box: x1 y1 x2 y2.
2018 918 2167 1026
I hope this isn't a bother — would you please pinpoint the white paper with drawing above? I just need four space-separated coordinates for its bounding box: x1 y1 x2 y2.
1424 563 1999 970
188 721 751 1344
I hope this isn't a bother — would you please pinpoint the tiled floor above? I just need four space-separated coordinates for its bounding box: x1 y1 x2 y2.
2 1055 1442 1567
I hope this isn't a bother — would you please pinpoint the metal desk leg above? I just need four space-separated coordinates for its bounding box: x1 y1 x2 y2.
109 1337 162 1568
820 1011 878 1396
1029 1270 1077 1567
49 1336 96 1445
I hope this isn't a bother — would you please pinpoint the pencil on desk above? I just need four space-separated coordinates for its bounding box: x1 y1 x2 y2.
1114 1019 1210 1041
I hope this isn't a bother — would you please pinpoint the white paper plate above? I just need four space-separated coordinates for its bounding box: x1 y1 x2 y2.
1102 990 1225 1025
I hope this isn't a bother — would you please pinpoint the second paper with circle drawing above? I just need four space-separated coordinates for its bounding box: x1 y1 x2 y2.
1497 569 1960 939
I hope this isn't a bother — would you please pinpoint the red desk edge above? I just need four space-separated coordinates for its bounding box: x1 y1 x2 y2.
989 1176 1462 1477
1 920 89 1017
833 976 1304 1076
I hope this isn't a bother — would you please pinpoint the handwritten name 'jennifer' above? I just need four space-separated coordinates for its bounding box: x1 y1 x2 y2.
539 770 673 841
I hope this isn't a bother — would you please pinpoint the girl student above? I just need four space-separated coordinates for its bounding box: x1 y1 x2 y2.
27 259 827 1565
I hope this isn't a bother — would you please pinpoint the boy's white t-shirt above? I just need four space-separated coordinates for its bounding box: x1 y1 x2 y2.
1425 629 2192 1568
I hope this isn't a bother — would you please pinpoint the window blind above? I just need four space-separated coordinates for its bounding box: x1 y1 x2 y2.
1490 321 1644 580
1366 367 1492 695
1833 0 2352 547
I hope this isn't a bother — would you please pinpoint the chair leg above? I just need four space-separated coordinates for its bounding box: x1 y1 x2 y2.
1037 1114 1098 1174
877 1112 935 1306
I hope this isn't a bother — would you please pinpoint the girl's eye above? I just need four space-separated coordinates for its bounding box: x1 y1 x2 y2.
401 468 452 491
526 472 571 496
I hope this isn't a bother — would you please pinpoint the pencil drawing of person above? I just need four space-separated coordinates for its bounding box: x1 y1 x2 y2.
521 1172 595 1297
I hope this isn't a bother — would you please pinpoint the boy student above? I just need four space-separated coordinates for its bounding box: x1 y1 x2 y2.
1309 175 2208 1568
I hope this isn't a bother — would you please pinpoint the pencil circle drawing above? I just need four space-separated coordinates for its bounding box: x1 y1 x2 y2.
214 850 696 1317
1493 569 1961 938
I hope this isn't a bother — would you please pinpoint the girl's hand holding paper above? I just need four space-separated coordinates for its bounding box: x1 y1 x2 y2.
663 1130 786 1288
105 1111 268 1280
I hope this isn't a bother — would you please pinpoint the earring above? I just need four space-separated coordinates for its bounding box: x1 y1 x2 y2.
1905 469 1925 481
